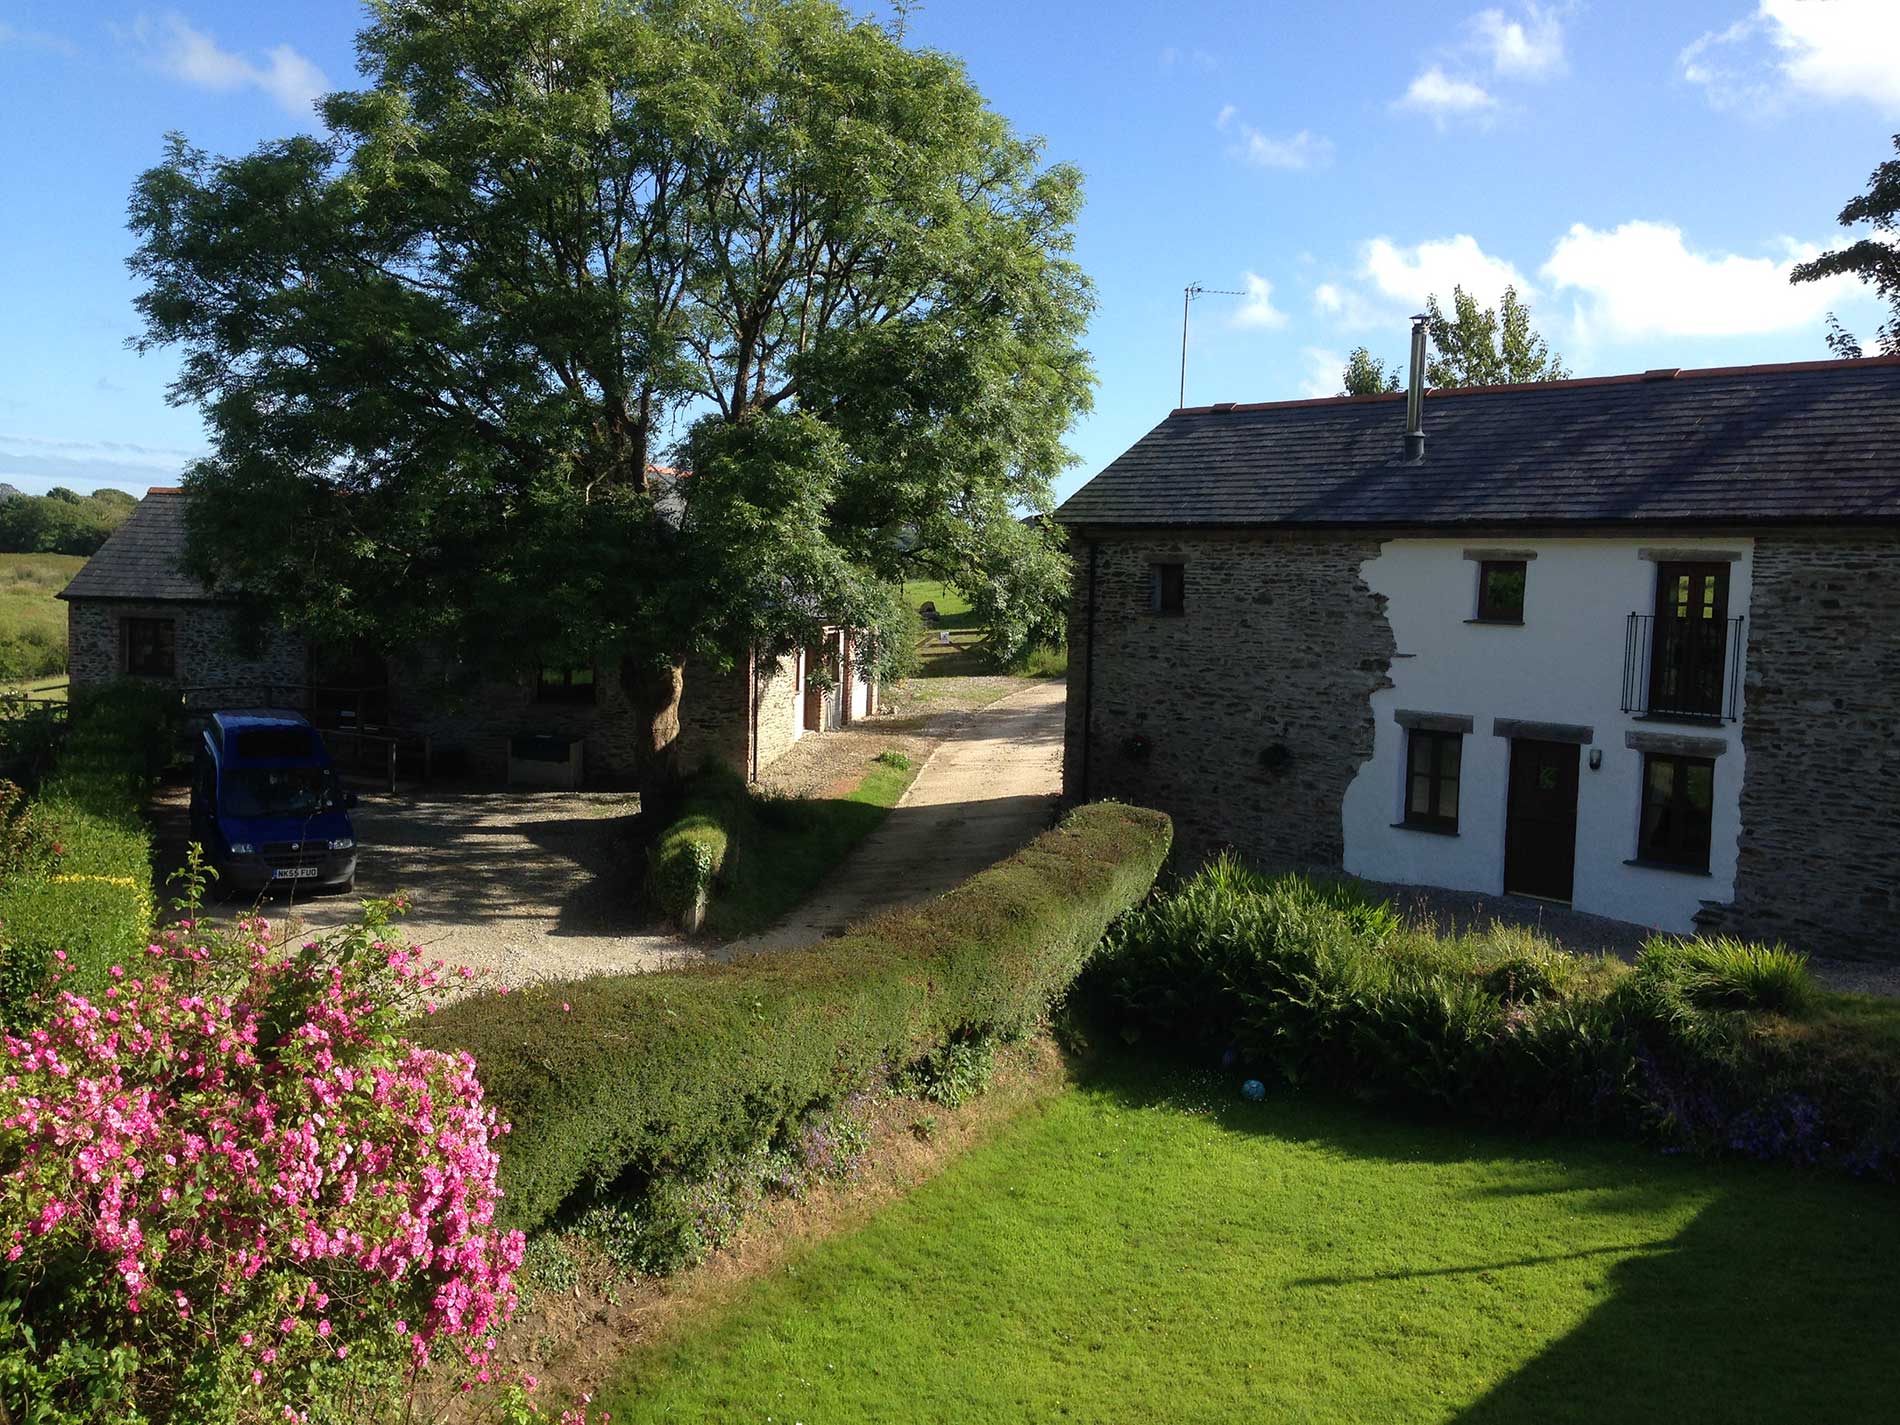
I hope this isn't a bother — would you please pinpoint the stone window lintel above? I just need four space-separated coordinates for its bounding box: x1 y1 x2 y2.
1394 709 1474 734
1638 548 1743 563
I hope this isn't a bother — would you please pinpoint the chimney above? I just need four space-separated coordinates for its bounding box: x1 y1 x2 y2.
1403 313 1428 462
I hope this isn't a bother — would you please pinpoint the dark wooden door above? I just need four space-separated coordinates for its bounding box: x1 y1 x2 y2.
1504 739 1580 902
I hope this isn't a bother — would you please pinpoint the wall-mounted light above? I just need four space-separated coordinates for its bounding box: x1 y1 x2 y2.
1588 748 1603 771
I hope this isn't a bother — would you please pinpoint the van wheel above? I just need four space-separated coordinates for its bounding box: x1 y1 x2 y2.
341 874 356 894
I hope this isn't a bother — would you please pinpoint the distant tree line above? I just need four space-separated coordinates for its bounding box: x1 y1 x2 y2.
0 487 136 556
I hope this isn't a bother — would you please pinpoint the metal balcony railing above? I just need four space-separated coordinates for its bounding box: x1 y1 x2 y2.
1621 613 1744 722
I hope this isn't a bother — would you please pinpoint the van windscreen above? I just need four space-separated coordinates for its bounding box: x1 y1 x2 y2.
232 728 315 760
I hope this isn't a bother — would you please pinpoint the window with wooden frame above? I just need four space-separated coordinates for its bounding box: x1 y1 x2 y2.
123 617 175 678
1404 728 1463 832
535 665 597 705
1637 753 1715 871
1475 559 1527 622
1150 562 1185 615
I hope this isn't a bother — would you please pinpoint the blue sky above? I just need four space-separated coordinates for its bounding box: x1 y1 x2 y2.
1 0 1895 506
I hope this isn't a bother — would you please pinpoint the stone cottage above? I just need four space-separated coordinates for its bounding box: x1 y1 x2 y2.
1055 350 1900 955
59 487 878 785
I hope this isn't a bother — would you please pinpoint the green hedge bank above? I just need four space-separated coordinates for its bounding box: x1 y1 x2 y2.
423 801 1173 1233
0 683 175 1019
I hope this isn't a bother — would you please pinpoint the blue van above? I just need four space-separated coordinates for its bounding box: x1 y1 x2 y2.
189 710 359 894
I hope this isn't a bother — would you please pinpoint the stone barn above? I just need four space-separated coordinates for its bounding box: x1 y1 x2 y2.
1056 351 1900 955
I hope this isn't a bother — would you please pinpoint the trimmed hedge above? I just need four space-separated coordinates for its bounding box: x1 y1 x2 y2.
424 801 1174 1233
648 767 750 927
1088 854 1900 1181
0 683 175 1018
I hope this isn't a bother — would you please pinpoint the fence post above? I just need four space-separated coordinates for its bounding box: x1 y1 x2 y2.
386 738 397 794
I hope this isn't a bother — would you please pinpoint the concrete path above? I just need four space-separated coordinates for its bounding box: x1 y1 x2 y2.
725 679 1067 954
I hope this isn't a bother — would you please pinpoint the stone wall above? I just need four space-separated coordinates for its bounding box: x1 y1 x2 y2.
1063 530 1395 868
1697 529 1900 955
66 598 308 692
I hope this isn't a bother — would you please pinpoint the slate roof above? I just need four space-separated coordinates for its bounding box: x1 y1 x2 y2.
58 489 219 602
1055 356 1900 530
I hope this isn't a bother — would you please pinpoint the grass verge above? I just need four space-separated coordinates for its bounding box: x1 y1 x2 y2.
600 1056 1897 1424
701 751 921 938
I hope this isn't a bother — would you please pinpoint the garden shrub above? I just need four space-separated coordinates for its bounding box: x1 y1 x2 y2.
647 765 751 926
0 682 176 1021
0 894 526 1424
1089 856 1900 1179
426 800 1174 1234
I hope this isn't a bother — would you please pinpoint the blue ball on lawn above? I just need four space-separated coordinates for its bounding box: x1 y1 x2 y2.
1241 1079 1266 1102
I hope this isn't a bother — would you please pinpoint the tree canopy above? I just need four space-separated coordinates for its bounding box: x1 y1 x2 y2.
1423 285 1567 387
0 488 135 556
128 0 1092 785
1791 132 1900 358
1338 347 1402 396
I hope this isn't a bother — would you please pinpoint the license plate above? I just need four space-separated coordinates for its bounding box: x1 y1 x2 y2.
272 866 319 880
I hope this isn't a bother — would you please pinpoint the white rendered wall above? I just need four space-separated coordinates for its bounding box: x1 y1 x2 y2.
1340 538 1752 934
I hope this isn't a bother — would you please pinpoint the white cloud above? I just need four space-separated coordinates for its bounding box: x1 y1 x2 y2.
1468 4 1566 79
1682 0 1900 116
1307 235 1528 334
1216 107 1334 171
1394 65 1497 124
1232 272 1288 330
131 13 328 120
1541 220 1867 342
1365 234 1531 310
0 21 79 57
1160 45 1218 72
1299 347 1345 399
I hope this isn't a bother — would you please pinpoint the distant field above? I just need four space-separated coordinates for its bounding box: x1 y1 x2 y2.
901 579 1065 680
0 553 82 682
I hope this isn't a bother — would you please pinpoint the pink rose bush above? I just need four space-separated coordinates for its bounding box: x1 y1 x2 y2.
0 887 555 1423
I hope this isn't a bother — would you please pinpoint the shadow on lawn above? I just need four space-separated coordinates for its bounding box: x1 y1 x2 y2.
1085 1061 1896 1423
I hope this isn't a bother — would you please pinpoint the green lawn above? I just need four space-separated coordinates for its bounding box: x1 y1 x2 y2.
603 1061 1896 1423
0 553 82 682
704 753 921 937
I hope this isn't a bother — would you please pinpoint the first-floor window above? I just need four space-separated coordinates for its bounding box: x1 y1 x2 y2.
124 617 175 678
1638 753 1715 870
536 665 596 704
1150 562 1185 615
1404 728 1463 831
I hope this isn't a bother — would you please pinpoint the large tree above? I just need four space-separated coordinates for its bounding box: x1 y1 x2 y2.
128 0 1091 795
1423 284 1567 387
1791 133 1900 358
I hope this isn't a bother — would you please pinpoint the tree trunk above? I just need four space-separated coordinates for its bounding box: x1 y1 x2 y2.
625 657 686 814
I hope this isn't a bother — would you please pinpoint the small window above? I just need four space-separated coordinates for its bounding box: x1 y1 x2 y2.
1475 560 1527 622
536 665 597 705
1638 753 1715 871
124 617 175 678
1404 728 1463 832
1150 563 1185 615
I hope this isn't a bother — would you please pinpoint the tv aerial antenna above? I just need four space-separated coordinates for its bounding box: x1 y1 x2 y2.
1179 282 1246 408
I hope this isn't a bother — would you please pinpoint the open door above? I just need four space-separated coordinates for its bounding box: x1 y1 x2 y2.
1504 738 1580 902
